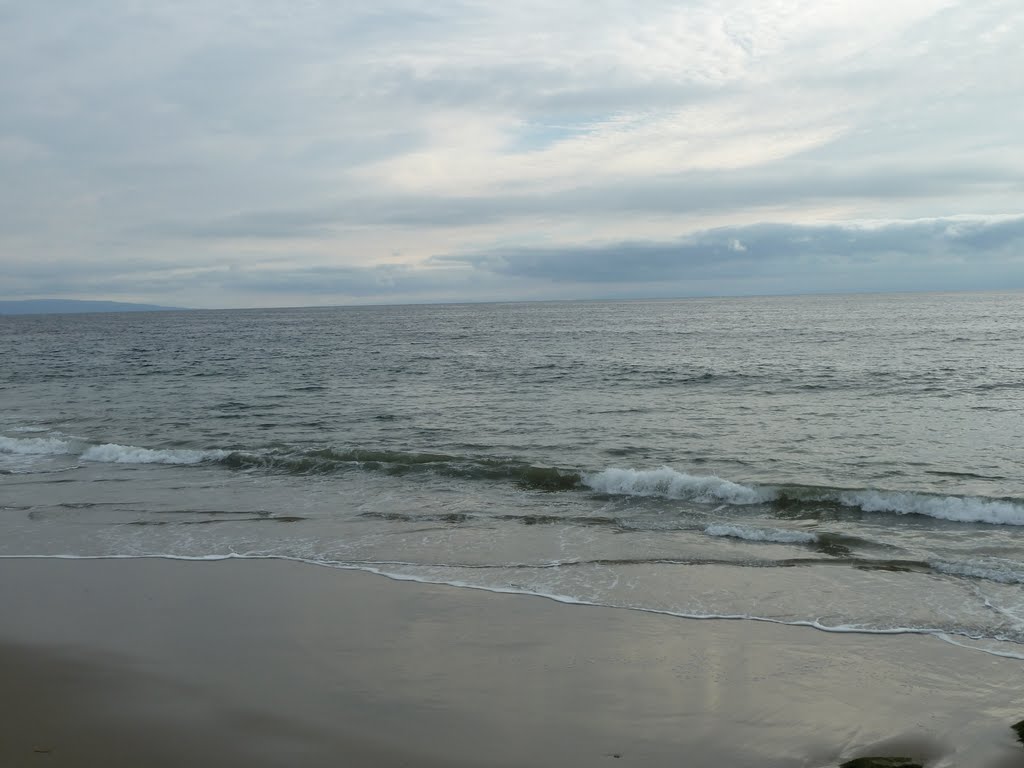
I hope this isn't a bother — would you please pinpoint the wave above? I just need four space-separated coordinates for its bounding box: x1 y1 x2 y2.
81 444 230 465
932 559 1024 585
3 435 580 490
584 466 1024 526
218 448 581 491
834 489 1024 526
0 435 73 455
583 467 770 505
357 510 629 530
704 524 817 544
13 431 1024 527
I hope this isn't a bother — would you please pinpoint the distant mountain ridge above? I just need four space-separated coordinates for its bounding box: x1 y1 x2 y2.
0 299 185 315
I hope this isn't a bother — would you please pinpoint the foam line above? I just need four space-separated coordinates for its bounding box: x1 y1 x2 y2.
3 553 1021 661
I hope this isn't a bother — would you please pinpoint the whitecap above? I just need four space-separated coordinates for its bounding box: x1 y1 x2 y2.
80 443 229 465
583 466 772 505
837 490 1024 526
0 435 73 455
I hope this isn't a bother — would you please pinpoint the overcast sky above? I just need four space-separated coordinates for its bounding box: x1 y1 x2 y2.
2 0 1023 307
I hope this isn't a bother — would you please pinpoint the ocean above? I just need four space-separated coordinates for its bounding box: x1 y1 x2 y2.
2 291 1023 658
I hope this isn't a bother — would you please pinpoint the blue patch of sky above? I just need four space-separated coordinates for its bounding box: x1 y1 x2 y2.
506 119 598 152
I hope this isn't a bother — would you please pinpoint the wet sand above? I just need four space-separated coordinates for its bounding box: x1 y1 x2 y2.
0 558 1021 767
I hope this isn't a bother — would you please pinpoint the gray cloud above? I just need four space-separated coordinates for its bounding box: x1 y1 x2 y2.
10 216 1019 307
441 217 1024 288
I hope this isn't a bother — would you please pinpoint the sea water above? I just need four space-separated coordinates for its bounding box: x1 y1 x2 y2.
2 292 1023 657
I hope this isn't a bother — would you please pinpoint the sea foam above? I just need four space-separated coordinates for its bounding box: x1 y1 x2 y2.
583 467 771 505
0 435 73 455
80 444 228 465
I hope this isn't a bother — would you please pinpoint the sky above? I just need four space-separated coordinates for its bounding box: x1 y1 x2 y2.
2 0 1023 308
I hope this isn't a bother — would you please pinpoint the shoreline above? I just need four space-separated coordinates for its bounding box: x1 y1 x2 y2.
1 557 1021 767
5 553 1022 662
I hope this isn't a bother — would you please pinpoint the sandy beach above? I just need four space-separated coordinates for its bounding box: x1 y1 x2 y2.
0 558 1021 768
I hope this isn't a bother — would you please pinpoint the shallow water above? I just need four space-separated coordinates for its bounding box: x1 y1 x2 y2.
2 292 1023 656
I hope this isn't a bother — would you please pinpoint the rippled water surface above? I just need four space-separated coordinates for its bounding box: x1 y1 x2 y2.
2 292 1023 656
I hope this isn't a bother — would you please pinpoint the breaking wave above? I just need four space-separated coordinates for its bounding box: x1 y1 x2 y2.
835 489 1024 526
583 466 1024 526
81 444 230 465
8 430 1024 527
0 435 73 455
583 467 770 504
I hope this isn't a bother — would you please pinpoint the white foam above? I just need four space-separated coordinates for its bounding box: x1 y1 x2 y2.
583 466 771 505
837 490 1024 526
704 523 817 544
0 435 73 455
80 443 228 465
932 560 1024 585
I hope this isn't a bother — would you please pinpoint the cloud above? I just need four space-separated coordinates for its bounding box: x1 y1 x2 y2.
150 160 1019 241
6 215 1020 307
1 0 1022 306
440 216 1024 290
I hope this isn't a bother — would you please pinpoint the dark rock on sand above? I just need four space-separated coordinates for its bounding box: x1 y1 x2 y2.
839 758 923 768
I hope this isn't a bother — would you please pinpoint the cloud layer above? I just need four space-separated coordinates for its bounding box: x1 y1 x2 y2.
2 0 1022 306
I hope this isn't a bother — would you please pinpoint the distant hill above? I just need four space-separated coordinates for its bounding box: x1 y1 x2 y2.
0 299 185 315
